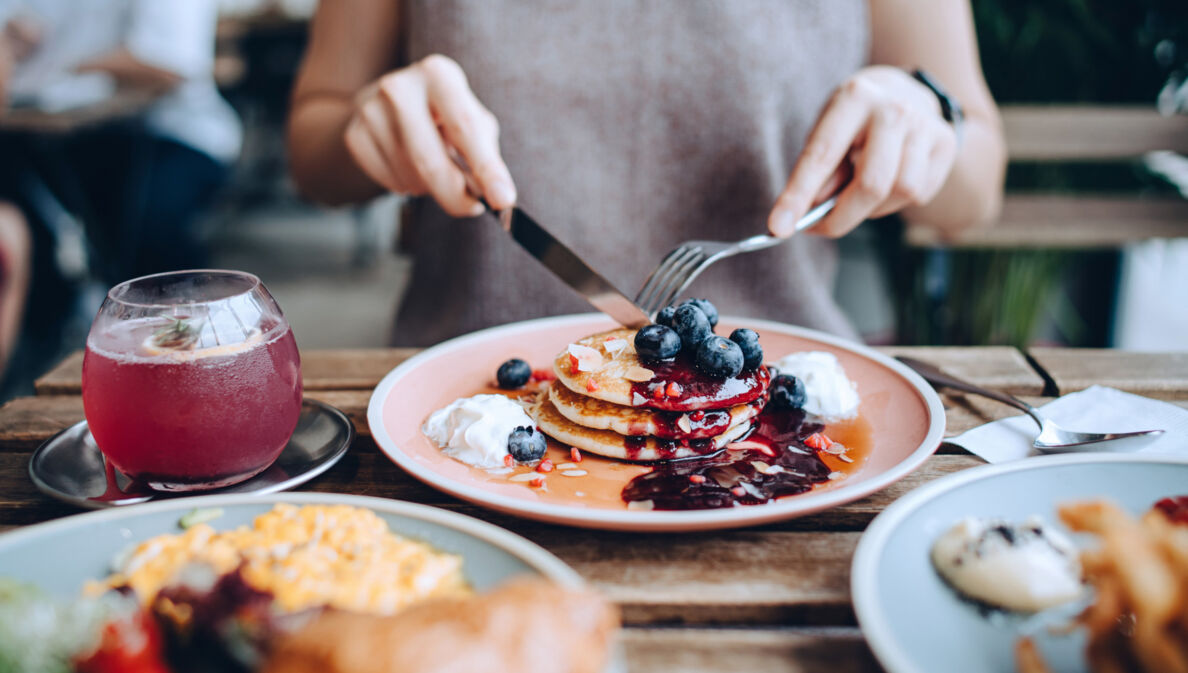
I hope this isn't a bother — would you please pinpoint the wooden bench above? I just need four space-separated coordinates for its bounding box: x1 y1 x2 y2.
907 105 1188 248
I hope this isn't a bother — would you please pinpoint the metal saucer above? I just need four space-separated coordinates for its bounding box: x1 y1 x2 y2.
29 399 354 509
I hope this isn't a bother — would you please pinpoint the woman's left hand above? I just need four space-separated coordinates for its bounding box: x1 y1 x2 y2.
768 65 959 238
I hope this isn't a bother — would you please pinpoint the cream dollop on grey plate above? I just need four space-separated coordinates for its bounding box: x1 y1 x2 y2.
930 516 1083 613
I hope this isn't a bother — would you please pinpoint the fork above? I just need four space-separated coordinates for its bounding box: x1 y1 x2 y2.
633 197 836 318
897 356 1165 452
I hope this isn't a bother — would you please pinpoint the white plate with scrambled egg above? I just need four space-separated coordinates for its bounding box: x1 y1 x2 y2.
0 492 581 609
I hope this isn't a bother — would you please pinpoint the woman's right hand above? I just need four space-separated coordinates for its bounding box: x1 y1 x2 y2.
343 54 516 217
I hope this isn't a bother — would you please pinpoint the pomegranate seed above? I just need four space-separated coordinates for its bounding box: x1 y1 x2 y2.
652 385 665 399
688 474 707 484
568 354 579 371
731 486 746 498
570 447 583 463
804 433 833 450
586 378 600 392
530 476 545 488
666 382 683 398
690 410 705 421
503 454 514 468
536 459 554 473
531 368 556 382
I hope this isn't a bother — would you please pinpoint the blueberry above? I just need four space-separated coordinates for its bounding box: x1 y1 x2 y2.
634 324 681 363
496 358 532 389
769 374 807 410
729 328 763 370
680 298 719 328
671 304 712 351
507 426 547 462
655 306 676 328
694 336 744 379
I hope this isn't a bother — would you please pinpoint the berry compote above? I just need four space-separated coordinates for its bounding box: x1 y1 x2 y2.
621 407 834 509
633 356 770 412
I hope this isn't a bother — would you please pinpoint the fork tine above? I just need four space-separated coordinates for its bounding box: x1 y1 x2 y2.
633 245 686 308
636 246 697 314
653 252 708 313
642 249 703 317
637 246 702 316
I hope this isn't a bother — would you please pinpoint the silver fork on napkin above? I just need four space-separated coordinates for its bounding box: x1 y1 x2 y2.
897 356 1165 452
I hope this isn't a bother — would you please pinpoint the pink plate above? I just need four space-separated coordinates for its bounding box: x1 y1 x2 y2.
367 314 945 532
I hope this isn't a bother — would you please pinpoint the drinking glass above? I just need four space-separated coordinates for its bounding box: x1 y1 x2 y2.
82 270 303 491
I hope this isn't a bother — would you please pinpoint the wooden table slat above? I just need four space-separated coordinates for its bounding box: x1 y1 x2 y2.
33 348 420 395
623 627 880 673
1027 347 1188 399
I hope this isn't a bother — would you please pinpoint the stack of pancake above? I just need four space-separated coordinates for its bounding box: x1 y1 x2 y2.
530 328 771 461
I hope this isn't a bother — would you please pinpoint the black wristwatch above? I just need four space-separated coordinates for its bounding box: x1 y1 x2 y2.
911 68 964 146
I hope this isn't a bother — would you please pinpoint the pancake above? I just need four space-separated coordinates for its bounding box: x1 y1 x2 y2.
553 329 769 412
529 394 753 462
547 380 764 440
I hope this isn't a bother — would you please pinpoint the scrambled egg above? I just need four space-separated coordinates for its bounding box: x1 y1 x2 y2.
93 504 470 615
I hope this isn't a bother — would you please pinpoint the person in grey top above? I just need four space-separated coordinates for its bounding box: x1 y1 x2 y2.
288 0 1005 346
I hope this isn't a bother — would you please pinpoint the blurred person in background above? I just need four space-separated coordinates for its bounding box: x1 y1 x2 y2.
0 202 29 382
289 0 1006 347
0 0 240 396
0 0 241 283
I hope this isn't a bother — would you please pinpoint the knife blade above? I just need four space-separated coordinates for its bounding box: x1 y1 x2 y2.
495 207 651 328
445 146 650 328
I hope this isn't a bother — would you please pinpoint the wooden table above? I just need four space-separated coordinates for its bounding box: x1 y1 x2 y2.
3 347 1187 672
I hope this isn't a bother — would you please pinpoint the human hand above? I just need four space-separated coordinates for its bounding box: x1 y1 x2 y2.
768 65 959 238
343 54 516 217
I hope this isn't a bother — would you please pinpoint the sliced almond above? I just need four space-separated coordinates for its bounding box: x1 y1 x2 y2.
627 499 655 511
749 461 786 475
561 469 588 477
567 343 604 372
508 472 540 482
623 365 655 382
603 338 629 356
631 392 648 406
828 471 845 480
557 462 580 471
676 414 693 433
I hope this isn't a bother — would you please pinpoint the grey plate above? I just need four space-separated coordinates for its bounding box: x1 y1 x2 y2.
851 454 1188 673
28 399 354 509
0 492 624 673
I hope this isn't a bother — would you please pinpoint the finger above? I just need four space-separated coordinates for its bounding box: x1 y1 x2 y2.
357 97 426 195
871 130 930 218
814 105 909 238
379 68 483 218
421 56 517 209
344 115 402 193
769 81 873 236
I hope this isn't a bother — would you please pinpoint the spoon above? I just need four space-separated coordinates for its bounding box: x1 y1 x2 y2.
897 356 1165 452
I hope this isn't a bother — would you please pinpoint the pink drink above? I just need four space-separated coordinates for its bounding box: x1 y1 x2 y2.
82 317 302 491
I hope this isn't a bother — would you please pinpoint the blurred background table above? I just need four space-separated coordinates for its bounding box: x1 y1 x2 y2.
1 346 1184 671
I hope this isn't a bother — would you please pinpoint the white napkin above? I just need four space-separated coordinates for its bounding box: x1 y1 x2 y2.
949 385 1188 463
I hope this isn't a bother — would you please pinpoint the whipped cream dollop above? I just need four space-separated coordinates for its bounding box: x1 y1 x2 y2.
773 351 860 420
930 516 1083 613
422 394 534 469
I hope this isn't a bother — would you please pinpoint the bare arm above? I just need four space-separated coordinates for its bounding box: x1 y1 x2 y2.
287 0 402 205
288 0 515 211
76 47 182 93
869 0 1005 232
769 0 1005 238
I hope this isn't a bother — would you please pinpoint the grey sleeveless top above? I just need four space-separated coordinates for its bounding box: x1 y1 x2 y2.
396 0 869 346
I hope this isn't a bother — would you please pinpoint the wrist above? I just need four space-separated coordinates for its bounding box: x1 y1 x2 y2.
909 68 965 147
